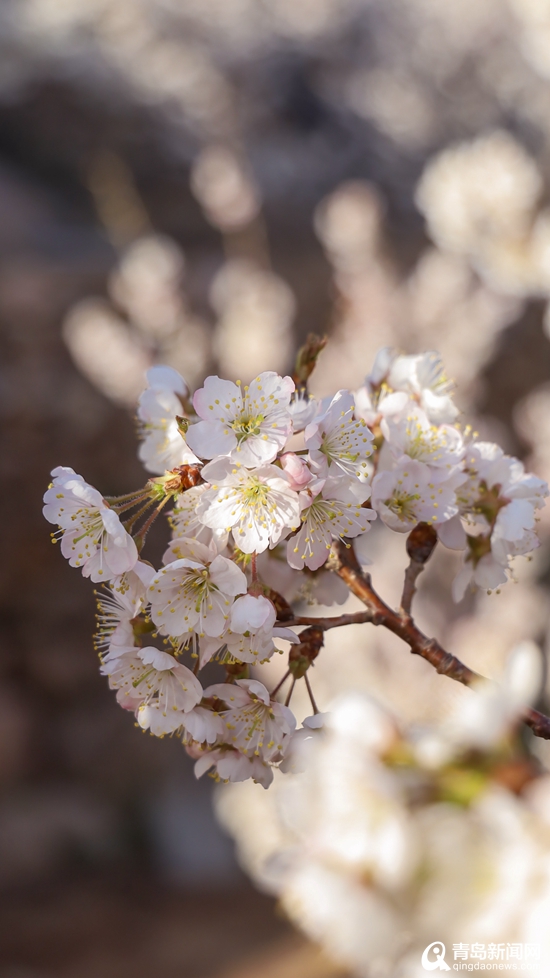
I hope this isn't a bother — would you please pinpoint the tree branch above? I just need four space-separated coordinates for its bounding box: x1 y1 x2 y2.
277 611 375 630
331 540 550 742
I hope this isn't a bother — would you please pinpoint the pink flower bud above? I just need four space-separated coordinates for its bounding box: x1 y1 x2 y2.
281 453 313 490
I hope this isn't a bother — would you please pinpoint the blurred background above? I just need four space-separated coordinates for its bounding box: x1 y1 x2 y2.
4 0 550 975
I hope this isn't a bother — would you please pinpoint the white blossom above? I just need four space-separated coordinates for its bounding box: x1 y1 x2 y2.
288 476 376 571
204 679 296 762
137 366 199 474
371 459 460 532
43 467 138 582
387 351 459 423
196 458 301 554
288 391 320 432
186 371 294 466
192 745 274 788
148 551 247 639
381 402 464 470
163 485 228 561
180 705 226 745
101 645 202 735
94 560 155 657
305 390 374 480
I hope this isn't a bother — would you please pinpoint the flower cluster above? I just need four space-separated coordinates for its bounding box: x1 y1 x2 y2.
43 345 549 787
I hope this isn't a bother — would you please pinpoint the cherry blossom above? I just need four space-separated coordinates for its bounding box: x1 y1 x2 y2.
186 371 294 466
387 351 459 423
196 458 301 553
371 459 460 532
381 403 464 470
101 645 202 735
42 343 550 795
204 679 296 762
148 550 247 639
137 366 199 474
94 560 155 657
305 390 374 480
43 467 138 582
191 745 274 788
288 476 376 571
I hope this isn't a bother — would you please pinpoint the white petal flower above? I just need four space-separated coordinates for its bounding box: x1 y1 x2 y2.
223 594 278 664
180 706 226 745
196 459 301 554
452 550 509 602
148 553 247 638
371 459 459 532
192 746 274 788
94 560 155 657
288 476 376 570
163 486 228 562
381 403 464 470
305 390 374 480
186 371 294 466
43 468 138 582
204 679 296 762
137 367 199 474
387 351 458 423
101 645 202 735
288 391 320 432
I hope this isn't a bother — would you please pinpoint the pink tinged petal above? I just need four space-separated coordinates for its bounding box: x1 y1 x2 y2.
137 387 181 423
102 533 139 576
280 453 314 490
194 751 218 779
203 683 251 708
202 591 232 638
193 376 241 422
145 365 188 395
138 647 178 670
199 635 223 669
437 514 467 550
185 420 237 459
273 627 300 644
473 554 508 591
230 594 276 633
132 560 157 588
182 707 225 744
495 499 536 541
235 678 271 705
230 437 281 467
208 554 248 596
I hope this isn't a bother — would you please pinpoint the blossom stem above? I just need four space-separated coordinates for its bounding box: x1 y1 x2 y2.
304 672 319 715
284 677 296 707
271 669 291 698
332 540 550 742
123 498 157 533
112 493 151 516
105 489 149 505
133 495 171 550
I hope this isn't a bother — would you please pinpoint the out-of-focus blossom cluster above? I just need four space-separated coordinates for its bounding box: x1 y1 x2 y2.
63 235 211 405
218 643 550 977
43 348 548 790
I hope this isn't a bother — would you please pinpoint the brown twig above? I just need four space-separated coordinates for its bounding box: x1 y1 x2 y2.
400 558 425 616
277 611 375 630
330 540 550 741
